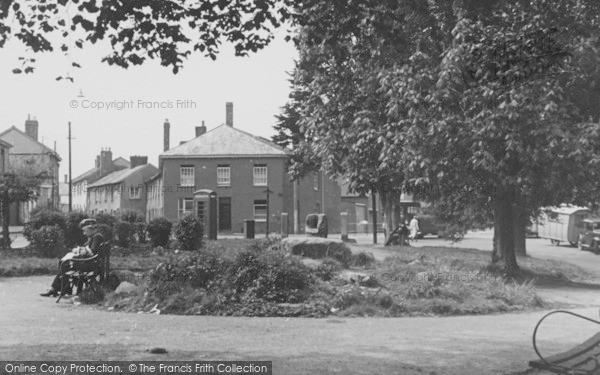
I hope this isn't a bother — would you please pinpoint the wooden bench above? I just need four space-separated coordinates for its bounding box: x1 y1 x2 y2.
529 310 600 374
56 241 111 302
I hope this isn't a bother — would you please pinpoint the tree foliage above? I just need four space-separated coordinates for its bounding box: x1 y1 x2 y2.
0 0 300 74
279 0 600 274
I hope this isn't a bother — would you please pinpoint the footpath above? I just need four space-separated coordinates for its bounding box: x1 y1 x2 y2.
1 276 598 374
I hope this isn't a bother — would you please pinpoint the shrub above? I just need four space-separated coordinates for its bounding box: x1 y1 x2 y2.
30 225 65 258
173 214 203 250
95 212 118 228
314 258 343 281
116 221 133 247
119 209 145 224
96 223 114 242
65 211 90 247
134 222 148 243
78 284 106 304
290 241 353 267
351 251 376 268
24 209 67 241
147 217 173 247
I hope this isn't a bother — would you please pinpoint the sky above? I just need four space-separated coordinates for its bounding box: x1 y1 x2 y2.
0 33 298 180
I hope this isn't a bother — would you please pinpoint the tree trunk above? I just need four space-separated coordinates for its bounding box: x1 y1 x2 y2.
2 195 11 249
512 192 526 255
494 187 519 275
380 189 402 243
491 220 500 263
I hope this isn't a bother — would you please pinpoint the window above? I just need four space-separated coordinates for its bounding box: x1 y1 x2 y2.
129 186 141 199
253 165 268 186
254 199 267 222
180 166 195 187
178 198 194 218
313 172 320 190
217 165 231 186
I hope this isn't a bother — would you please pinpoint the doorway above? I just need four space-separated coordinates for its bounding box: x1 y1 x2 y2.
218 197 232 231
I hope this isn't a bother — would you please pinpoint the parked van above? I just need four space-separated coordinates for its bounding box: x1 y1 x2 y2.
537 205 591 246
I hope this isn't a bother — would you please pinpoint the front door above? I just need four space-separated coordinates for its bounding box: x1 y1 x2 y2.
218 197 232 232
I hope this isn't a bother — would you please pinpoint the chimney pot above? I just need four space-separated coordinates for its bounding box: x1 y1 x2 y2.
195 124 207 137
226 102 233 127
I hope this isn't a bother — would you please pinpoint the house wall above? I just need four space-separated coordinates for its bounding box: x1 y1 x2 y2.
87 184 122 215
146 176 164 221
161 157 289 234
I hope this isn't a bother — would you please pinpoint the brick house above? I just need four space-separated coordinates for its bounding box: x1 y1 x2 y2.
72 148 130 211
0 116 61 224
86 156 157 216
150 104 341 234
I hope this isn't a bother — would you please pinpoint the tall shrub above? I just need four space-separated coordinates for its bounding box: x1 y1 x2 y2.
65 211 90 247
173 214 203 250
30 225 65 258
147 217 173 247
23 209 67 241
116 220 133 247
120 210 147 243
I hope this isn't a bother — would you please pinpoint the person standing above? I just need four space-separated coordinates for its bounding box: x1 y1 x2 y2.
409 215 420 241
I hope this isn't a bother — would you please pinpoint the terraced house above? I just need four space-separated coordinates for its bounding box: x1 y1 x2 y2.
147 103 341 234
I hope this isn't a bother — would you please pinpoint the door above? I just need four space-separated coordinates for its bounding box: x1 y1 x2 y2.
218 197 232 232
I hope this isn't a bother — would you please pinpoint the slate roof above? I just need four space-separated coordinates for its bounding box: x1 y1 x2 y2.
88 165 152 188
0 126 61 161
161 124 289 158
72 157 131 184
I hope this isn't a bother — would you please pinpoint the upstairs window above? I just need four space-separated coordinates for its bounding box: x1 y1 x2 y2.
217 165 231 186
180 166 194 187
253 165 268 186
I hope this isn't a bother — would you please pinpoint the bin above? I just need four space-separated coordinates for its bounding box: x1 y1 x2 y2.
244 219 255 239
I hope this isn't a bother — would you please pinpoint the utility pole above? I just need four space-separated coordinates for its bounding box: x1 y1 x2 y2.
68 122 73 212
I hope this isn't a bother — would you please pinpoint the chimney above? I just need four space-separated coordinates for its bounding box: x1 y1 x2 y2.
130 155 148 169
195 121 207 137
25 114 39 141
164 119 170 152
99 148 113 175
226 102 233 127
64 174 68 183
95 155 100 168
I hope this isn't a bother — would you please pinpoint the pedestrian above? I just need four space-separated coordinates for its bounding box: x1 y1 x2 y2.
39 219 105 297
409 215 420 241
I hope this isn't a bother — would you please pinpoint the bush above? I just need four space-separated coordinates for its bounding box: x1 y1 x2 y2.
173 214 203 250
96 223 114 242
24 209 67 241
134 222 147 243
290 241 353 267
147 217 173 247
116 221 133 247
78 284 106 304
65 211 90 248
119 209 145 224
30 225 65 258
351 251 376 268
95 212 118 228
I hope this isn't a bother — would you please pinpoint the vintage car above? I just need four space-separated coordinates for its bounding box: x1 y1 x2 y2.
577 218 600 253
416 215 445 238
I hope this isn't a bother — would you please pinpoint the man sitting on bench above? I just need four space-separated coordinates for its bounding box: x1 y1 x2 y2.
384 221 411 246
39 219 104 297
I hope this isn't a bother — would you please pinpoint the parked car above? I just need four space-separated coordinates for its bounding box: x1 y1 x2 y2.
416 215 445 238
577 218 600 253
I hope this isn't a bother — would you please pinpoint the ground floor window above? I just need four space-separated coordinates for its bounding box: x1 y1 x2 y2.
178 198 194 218
253 199 267 222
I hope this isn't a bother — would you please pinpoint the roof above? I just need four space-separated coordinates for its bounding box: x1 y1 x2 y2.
545 205 590 215
145 172 162 184
161 124 290 158
0 126 61 161
88 164 155 188
0 139 12 149
72 157 131 183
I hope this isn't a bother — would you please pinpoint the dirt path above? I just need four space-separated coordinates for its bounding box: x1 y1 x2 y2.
2 276 599 374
